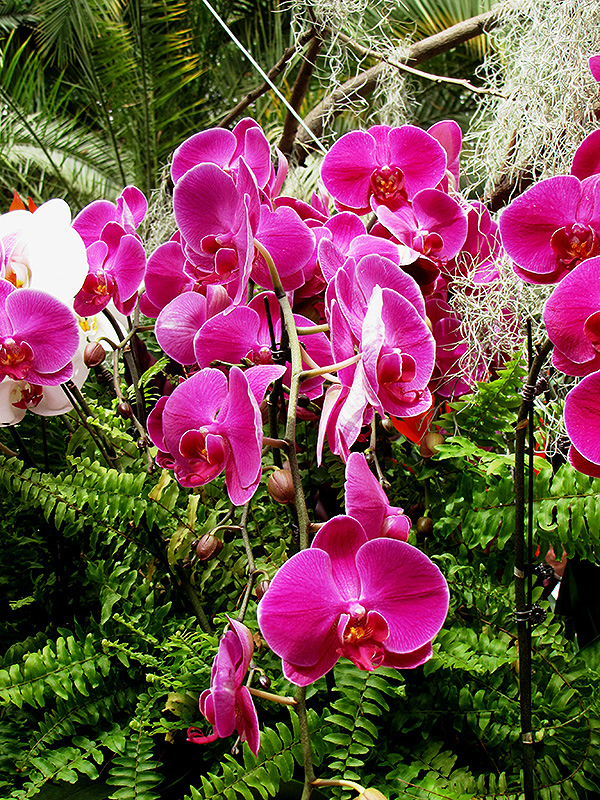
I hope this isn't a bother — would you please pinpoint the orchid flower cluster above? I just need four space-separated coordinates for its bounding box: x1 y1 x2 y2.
0 114 520 759
500 55 600 478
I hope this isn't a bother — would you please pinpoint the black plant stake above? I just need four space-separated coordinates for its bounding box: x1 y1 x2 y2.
514 330 552 799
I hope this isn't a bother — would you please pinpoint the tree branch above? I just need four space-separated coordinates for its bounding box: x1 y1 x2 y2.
278 36 323 155
293 8 502 162
218 30 317 129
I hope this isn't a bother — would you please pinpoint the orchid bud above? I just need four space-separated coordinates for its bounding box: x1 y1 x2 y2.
195 533 223 562
117 401 134 419
419 432 444 458
267 469 295 504
83 341 106 368
255 579 270 599
416 516 433 537
257 673 271 689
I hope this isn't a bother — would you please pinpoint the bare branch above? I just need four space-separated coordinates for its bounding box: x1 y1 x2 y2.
218 30 316 129
278 36 323 155
293 8 503 162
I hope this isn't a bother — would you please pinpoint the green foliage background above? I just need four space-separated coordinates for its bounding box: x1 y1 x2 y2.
0 358 599 799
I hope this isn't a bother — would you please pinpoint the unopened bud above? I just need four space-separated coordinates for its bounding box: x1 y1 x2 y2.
267 469 295 504
416 516 434 537
117 401 134 419
255 579 270 600
195 533 223 562
83 341 106 368
419 432 444 458
257 673 271 690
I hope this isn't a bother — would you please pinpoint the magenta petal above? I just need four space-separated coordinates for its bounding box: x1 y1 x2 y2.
428 119 461 185
589 55 600 84
171 128 236 184
235 686 260 754
382 641 432 669
7 290 79 373
281 639 341 686
572 130 600 181
72 200 116 246
243 364 286 406
120 185 147 228
162 368 228 453
226 616 254 678
311 516 366 599
564 370 600 464
499 176 582 276
543 257 600 365
355 254 425 319
254 206 315 291
194 306 260 368
101 230 146 301
218 367 261 491
156 292 207 365
257 548 346 668
144 240 191 311
344 452 389 535
387 126 447 199
357 539 449 653
568 443 600 477
174 164 240 253
321 130 377 211
410 189 468 259
211 640 238 738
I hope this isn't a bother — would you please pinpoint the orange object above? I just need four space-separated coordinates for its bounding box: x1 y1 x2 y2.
389 398 435 444
9 191 26 211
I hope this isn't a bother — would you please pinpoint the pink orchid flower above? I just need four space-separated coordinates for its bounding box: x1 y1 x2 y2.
0 281 80 386
344 452 410 541
374 189 468 265
172 117 273 192
564 369 600 477
73 186 147 316
321 124 447 215
188 617 259 755
257 515 449 685
147 364 284 504
499 174 600 283
543 256 600 376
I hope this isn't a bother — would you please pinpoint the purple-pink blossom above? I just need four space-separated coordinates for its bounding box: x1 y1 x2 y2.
345 453 410 541
147 365 284 504
188 617 259 755
499 174 600 283
321 125 447 215
543 256 600 376
257 515 448 685
564 369 600 477
0 280 79 385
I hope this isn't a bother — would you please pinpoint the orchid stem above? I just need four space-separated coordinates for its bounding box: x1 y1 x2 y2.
312 779 366 794
255 239 310 550
295 323 329 335
299 353 361 381
295 685 315 800
248 687 297 706
0 437 18 458
263 437 288 449
367 417 389 489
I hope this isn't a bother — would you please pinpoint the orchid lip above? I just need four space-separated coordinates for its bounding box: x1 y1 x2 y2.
370 166 406 202
550 223 600 268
